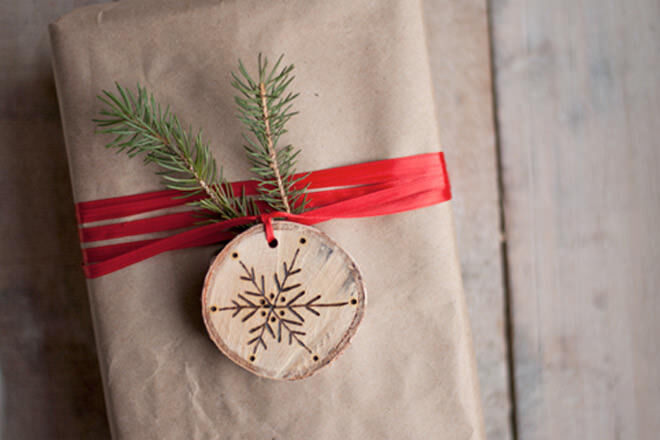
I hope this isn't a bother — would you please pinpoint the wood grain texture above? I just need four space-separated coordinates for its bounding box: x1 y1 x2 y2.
202 221 366 380
491 0 660 438
0 1 112 439
424 1 512 439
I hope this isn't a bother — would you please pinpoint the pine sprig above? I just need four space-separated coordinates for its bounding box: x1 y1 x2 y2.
231 54 309 214
93 83 259 221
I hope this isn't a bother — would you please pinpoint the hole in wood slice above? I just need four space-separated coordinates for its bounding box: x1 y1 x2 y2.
202 221 366 380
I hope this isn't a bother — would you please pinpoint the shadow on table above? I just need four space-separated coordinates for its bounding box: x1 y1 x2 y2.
0 20 111 439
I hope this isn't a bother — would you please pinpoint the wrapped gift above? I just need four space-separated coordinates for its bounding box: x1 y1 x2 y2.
50 0 484 438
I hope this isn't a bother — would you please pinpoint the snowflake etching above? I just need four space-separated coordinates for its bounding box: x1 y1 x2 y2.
211 248 352 357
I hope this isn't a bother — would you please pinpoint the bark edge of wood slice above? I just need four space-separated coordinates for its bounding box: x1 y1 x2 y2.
202 221 366 380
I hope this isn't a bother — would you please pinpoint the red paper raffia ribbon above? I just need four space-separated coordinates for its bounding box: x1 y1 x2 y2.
77 152 452 278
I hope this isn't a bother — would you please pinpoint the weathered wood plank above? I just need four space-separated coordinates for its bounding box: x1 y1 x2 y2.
0 1 111 439
491 0 660 438
425 1 512 439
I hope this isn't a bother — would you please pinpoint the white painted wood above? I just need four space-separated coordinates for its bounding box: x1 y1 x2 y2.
202 221 366 380
491 0 660 438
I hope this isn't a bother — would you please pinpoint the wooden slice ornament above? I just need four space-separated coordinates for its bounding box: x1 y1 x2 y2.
202 221 366 380
95 56 369 379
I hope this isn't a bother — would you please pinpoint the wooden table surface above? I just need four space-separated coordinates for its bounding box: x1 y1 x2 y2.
1 0 658 438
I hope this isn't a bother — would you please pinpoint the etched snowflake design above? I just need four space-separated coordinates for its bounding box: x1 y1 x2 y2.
211 248 353 358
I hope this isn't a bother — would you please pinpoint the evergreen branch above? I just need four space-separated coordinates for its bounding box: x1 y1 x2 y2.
231 54 309 214
259 82 290 212
93 83 258 221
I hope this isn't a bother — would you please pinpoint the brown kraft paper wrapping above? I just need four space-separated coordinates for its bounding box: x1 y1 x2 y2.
49 0 485 438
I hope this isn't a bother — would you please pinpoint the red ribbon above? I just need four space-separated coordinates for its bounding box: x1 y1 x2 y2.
77 152 451 278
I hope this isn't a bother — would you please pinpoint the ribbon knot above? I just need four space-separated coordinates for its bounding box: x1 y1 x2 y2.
258 212 279 246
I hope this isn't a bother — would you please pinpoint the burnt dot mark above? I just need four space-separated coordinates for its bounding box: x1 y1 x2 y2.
300 237 307 245
261 311 267 317
313 355 319 362
210 306 217 312
270 317 276 323
280 297 286 302
279 311 285 316
231 252 239 259
260 299 266 305
269 239 278 248
270 293 275 299
350 298 358 305
249 355 256 362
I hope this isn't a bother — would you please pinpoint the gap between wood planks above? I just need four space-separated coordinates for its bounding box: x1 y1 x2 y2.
485 1 518 439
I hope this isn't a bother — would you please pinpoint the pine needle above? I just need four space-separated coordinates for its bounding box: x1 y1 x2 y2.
231 54 309 214
93 83 259 221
